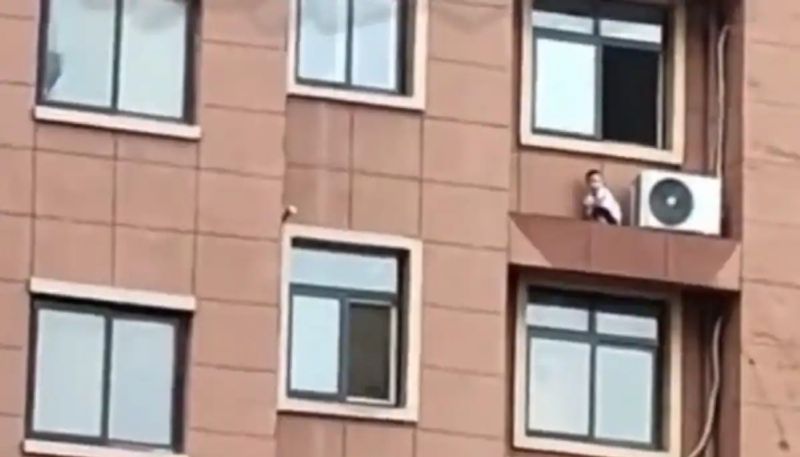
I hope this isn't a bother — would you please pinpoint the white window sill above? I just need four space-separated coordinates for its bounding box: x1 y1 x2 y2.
520 131 684 166
287 81 425 111
29 277 197 312
33 106 202 141
277 397 418 423
23 440 187 457
513 435 676 457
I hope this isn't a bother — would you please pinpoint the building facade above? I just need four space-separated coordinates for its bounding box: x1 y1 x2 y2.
0 0 796 457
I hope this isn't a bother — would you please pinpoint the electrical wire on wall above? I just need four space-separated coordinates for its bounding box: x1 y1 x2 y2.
714 25 730 179
686 16 731 457
686 315 724 457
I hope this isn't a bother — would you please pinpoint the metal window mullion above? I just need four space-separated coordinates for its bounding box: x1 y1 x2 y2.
395 0 407 93
587 307 597 439
344 0 355 86
110 0 125 111
594 42 604 140
170 318 186 451
338 296 351 401
182 0 196 123
100 313 114 444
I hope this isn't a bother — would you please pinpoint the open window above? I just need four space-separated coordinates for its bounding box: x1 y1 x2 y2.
520 0 686 163
278 225 422 422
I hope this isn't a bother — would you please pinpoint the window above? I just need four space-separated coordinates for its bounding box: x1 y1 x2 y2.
287 0 428 109
26 296 188 453
38 0 196 122
296 0 408 93
288 241 402 404
514 284 683 457
278 225 422 422
520 0 687 163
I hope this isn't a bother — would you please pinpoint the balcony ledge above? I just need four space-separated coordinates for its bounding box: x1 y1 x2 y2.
510 213 741 292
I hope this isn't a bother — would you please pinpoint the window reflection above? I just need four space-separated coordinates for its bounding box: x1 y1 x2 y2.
289 295 341 394
297 0 348 83
528 338 591 435
33 310 105 436
534 38 597 135
109 319 175 445
352 0 399 90
118 0 187 118
43 0 115 107
594 347 655 443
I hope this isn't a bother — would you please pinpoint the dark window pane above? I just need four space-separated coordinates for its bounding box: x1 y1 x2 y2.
352 0 400 90
118 0 188 118
527 338 591 436
43 0 115 107
33 309 105 436
595 346 655 443
601 46 661 146
297 0 348 83
108 319 175 445
289 295 341 394
347 303 392 401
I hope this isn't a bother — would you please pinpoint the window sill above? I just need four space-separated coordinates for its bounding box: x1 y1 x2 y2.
23 439 187 457
513 435 676 457
287 81 425 111
33 106 202 141
520 132 684 166
277 397 418 423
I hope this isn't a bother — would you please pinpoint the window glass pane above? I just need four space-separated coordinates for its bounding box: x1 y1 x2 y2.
347 303 392 401
532 10 593 34
43 0 115 107
108 319 175 445
602 46 660 146
600 19 662 44
352 0 399 90
118 0 188 118
595 346 655 443
534 38 596 135
289 295 341 394
528 338 590 436
33 309 105 436
597 312 658 339
291 246 398 292
526 304 589 331
297 0 348 83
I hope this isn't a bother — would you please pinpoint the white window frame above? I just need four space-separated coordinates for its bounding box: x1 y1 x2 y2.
286 0 429 110
277 224 422 422
519 0 687 164
513 277 683 457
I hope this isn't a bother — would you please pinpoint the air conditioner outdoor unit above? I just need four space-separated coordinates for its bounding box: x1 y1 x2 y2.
632 170 722 236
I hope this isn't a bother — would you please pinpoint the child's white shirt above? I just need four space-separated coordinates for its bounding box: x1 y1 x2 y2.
584 186 622 224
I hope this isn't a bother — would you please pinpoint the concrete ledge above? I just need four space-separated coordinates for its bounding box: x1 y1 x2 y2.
510 213 741 291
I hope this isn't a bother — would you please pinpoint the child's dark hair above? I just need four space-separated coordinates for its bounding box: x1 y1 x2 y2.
585 169 601 181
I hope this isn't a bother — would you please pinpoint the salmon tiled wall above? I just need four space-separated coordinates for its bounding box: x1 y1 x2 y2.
741 0 800 454
0 0 288 455
0 0 768 456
